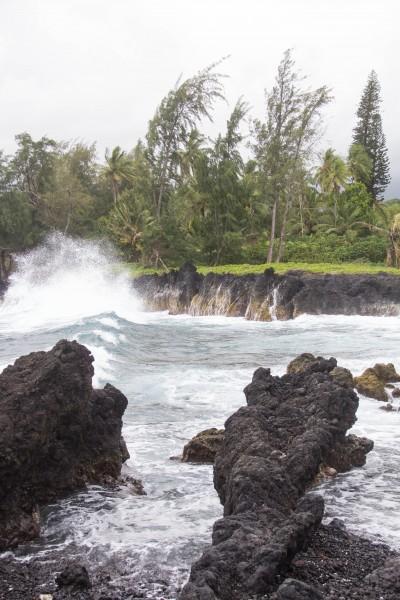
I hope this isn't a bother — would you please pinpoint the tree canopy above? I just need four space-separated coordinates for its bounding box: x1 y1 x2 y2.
0 54 395 268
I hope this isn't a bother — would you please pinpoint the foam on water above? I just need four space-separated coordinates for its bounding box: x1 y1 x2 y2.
1 235 400 597
0 233 145 334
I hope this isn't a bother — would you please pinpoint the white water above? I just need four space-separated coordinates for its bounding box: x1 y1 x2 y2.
1 234 400 597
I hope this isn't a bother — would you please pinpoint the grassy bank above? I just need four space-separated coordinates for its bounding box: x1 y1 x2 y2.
121 261 400 278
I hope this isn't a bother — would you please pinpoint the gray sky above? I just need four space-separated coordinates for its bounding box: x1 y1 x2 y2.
1 0 398 197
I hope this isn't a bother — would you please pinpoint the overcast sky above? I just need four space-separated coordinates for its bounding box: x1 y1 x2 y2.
1 0 398 197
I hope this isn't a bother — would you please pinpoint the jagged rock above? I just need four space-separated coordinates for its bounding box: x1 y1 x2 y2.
180 356 370 600
330 366 354 388
354 368 388 401
354 362 400 401
275 578 323 599
373 363 400 383
182 428 224 463
0 340 131 550
286 353 317 374
392 387 400 397
56 564 91 590
134 265 400 321
286 353 337 375
325 434 374 472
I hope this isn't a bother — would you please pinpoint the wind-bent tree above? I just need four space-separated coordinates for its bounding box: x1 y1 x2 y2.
253 50 331 262
103 146 135 205
315 148 348 225
145 61 225 219
352 71 390 199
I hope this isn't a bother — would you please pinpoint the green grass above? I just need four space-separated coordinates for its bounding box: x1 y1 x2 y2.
120 261 400 278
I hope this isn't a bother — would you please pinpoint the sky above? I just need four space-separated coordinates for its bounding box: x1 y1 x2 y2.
0 0 398 197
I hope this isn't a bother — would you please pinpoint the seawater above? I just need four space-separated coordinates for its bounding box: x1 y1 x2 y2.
0 234 399 597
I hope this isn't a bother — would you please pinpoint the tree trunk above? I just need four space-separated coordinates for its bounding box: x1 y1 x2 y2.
299 193 304 237
112 181 118 206
386 234 396 267
267 198 278 263
277 196 290 263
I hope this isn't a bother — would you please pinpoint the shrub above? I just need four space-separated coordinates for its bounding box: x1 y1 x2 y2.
283 235 386 264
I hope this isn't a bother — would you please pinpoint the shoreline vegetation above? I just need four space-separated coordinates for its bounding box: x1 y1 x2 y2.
1 53 398 272
122 261 400 278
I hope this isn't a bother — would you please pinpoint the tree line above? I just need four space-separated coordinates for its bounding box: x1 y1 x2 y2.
0 51 396 266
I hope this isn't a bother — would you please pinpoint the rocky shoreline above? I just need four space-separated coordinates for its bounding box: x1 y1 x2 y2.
0 346 399 599
0 340 139 551
133 263 400 320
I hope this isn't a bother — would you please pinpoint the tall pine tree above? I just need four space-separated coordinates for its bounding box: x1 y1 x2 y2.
352 70 390 200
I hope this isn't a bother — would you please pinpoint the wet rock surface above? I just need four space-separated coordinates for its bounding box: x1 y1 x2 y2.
0 348 397 599
0 340 131 550
182 428 225 463
134 264 400 321
180 356 374 599
354 362 400 401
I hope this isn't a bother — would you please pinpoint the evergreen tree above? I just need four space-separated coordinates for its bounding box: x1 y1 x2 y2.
353 71 390 200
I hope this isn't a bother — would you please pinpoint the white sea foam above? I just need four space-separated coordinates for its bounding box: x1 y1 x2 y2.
0 233 145 333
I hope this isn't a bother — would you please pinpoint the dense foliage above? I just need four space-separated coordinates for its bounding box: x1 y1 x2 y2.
0 53 396 267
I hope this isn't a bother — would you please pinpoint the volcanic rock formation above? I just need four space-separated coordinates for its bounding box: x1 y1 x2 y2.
354 362 400 401
180 355 373 600
182 428 225 463
0 339 131 550
134 263 400 320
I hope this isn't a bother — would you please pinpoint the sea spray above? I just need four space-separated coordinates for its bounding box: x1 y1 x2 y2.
0 233 143 333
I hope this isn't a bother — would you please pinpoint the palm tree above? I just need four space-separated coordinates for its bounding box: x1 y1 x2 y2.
174 129 206 183
315 149 348 225
347 143 372 185
103 147 135 205
105 199 154 260
355 212 400 268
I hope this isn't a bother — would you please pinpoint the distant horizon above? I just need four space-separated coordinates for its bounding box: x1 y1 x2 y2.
1 0 398 198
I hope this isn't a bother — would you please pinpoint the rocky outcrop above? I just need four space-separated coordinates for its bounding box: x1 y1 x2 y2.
354 362 400 401
0 339 131 550
133 264 400 321
180 356 373 600
182 428 225 463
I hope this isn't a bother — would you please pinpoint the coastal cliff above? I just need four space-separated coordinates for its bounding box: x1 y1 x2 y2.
134 263 400 320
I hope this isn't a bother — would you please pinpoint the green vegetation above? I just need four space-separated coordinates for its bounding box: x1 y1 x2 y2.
0 53 396 272
122 261 400 278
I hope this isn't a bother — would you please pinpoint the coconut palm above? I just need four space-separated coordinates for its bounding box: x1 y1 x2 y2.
347 143 372 185
315 149 348 225
103 147 135 205
174 129 206 183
